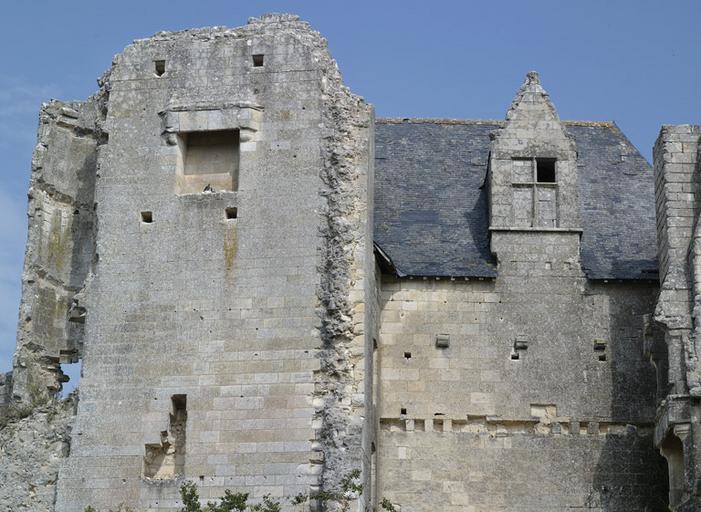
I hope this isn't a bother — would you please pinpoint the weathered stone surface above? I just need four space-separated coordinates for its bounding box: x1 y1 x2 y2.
11 96 104 404
653 124 701 511
0 13 676 512
0 397 75 512
42 13 373 512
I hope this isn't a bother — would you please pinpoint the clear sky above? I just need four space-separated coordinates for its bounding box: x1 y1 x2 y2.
1 0 700 391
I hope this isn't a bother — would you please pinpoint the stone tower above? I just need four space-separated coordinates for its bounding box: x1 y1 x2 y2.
7 14 376 512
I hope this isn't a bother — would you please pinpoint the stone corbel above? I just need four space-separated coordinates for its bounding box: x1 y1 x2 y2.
159 102 263 146
673 422 692 441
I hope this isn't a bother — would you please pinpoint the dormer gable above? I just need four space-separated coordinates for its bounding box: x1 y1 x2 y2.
489 71 580 230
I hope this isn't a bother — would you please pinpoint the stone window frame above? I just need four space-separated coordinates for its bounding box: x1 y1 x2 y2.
159 102 263 195
511 157 558 228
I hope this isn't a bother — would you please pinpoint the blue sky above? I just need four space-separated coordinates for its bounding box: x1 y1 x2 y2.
1 0 700 389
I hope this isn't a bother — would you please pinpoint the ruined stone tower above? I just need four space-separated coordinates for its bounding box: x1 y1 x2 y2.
4 14 375 512
652 124 701 511
0 12 686 512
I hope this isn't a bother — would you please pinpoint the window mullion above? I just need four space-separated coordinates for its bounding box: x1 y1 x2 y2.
532 157 537 227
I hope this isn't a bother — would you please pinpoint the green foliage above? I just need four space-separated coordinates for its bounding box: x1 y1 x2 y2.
180 482 202 512
249 494 281 512
90 471 399 512
380 497 399 512
180 483 275 512
289 469 363 512
83 505 134 512
210 489 248 512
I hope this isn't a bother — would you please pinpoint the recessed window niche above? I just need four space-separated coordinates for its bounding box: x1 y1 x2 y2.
175 130 239 195
154 60 166 77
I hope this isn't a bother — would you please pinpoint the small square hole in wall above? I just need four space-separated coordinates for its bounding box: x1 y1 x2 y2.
225 207 237 220
403 352 412 360
598 354 607 362
252 54 264 67
400 408 407 416
141 211 153 224
510 352 520 361
154 60 166 77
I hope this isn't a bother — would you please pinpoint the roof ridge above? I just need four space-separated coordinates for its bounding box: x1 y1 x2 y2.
376 118 503 125
562 120 616 128
376 117 616 128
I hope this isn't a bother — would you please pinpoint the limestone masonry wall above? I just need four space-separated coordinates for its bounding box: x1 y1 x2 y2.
377 248 666 510
653 124 701 511
0 12 683 512
34 14 374 511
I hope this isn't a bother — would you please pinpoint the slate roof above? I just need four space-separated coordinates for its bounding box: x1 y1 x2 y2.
374 119 658 280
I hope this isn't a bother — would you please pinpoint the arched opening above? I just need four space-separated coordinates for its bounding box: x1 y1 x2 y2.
660 432 685 508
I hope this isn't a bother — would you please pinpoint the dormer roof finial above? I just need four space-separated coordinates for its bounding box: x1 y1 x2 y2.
526 71 540 84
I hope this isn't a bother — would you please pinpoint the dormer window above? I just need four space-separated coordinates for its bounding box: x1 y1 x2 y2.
512 157 558 228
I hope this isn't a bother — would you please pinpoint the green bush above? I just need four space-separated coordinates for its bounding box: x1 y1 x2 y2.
180 482 277 512
85 470 400 512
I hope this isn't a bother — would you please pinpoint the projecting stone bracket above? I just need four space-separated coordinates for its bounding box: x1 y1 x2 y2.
654 394 694 447
159 102 264 146
379 412 649 437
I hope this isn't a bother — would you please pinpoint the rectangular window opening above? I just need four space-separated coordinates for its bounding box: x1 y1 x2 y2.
252 54 264 67
400 407 407 416
141 211 153 224
225 207 238 220
536 158 556 183
176 129 240 194
403 351 412 360
512 158 558 227
154 60 166 77
172 394 187 414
